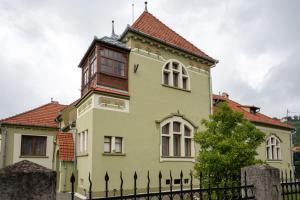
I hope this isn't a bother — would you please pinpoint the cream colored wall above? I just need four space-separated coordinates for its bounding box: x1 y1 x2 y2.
3 127 57 169
13 133 54 169
255 124 292 171
75 40 212 196
76 110 94 195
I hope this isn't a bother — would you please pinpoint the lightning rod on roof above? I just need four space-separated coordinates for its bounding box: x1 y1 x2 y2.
111 20 115 37
132 2 135 24
145 1 148 12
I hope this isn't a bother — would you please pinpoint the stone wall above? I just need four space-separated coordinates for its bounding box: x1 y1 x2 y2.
0 160 56 200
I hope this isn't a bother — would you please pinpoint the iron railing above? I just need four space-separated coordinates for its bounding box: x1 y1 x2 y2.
70 170 255 200
281 170 300 200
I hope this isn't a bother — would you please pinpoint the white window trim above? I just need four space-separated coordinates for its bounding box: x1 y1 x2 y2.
160 116 195 162
103 136 124 154
266 135 281 161
78 130 88 154
162 59 190 90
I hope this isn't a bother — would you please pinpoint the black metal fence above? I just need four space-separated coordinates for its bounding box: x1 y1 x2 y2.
70 170 255 200
281 170 300 200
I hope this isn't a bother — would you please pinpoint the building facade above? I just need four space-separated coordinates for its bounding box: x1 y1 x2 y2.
71 10 217 197
213 93 294 171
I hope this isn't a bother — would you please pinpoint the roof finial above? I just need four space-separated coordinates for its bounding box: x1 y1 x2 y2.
112 20 115 36
144 1 148 12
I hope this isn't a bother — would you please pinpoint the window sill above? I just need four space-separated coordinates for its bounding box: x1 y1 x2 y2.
19 155 48 158
160 156 195 162
77 153 88 157
102 152 126 156
162 84 191 92
266 159 282 163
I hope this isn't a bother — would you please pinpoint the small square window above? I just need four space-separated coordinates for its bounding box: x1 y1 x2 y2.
184 179 189 184
174 179 181 184
166 179 171 184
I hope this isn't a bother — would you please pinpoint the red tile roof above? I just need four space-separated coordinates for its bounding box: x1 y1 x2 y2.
131 11 215 61
56 132 74 161
0 101 66 128
213 94 293 130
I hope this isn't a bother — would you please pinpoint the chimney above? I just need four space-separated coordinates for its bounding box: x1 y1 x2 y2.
222 92 229 99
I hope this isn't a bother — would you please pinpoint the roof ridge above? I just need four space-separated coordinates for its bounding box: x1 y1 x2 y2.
0 101 66 123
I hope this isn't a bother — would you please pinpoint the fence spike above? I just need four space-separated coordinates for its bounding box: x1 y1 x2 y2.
134 171 137 200
147 171 150 200
105 172 109 198
180 170 183 199
190 170 193 200
170 170 173 200
88 172 92 200
159 171 162 200
70 173 75 200
120 171 123 199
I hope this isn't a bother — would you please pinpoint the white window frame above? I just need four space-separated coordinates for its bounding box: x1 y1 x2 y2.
78 130 88 154
162 59 190 90
266 135 281 160
103 136 124 154
160 116 195 162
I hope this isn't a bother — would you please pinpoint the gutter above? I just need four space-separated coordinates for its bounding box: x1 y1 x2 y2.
0 123 7 168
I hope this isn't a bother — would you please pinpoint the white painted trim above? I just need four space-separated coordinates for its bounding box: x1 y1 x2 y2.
159 116 195 162
161 59 191 90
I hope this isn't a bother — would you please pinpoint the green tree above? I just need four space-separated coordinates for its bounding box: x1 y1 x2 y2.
194 102 265 184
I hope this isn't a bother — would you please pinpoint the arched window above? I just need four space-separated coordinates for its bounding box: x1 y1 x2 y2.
266 135 281 160
162 60 190 90
160 116 195 161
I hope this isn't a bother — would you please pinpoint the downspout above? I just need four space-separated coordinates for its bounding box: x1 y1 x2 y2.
209 61 218 115
0 124 7 168
71 122 77 171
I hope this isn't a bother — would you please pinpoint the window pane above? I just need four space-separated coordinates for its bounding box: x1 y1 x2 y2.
184 126 191 136
173 72 179 87
173 122 181 132
163 72 169 85
104 137 111 153
172 62 178 70
115 137 122 153
173 135 181 156
266 147 270 159
101 58 113 73
165 63 169 70
115 62 125 76
35 136 46 156
185 138 191 157
162 123 169 135
182 77 187 89
21 136 33 156
162 136 169 156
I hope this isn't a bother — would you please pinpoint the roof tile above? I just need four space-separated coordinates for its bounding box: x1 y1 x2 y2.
213 94 293 129
0 102 66 127
56 132 74 161
131 11 214 60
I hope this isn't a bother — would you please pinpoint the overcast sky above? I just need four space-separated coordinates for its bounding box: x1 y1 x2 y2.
0 0 299 119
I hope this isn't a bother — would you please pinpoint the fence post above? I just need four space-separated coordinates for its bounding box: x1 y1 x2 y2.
70 173 75 200
241 165 282 200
